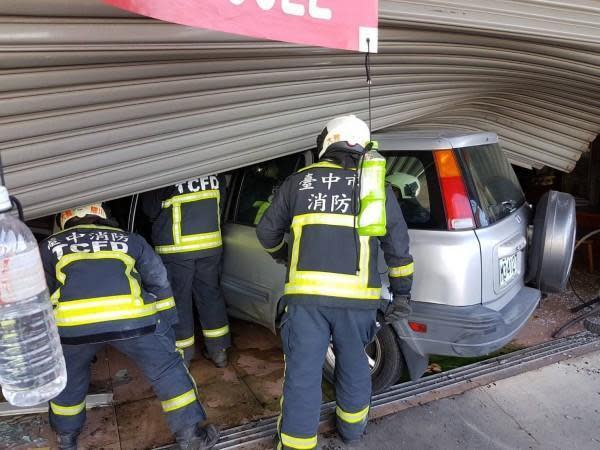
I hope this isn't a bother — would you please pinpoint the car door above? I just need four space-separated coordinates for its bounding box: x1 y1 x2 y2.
221 151 311 332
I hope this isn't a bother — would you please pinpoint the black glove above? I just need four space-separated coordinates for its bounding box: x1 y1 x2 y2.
378 294 411 324
269 242 289 266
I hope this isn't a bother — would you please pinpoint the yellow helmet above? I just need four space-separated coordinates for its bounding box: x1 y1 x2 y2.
59 203 107 230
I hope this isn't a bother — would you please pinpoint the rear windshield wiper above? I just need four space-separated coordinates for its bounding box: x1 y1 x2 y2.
493 200 518 213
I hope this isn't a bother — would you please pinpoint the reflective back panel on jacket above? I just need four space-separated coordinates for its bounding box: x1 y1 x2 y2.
155 176 222 255
284 162 382 302
41 225 175 342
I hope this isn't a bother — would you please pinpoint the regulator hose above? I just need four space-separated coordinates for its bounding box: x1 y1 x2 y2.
552 228 600 338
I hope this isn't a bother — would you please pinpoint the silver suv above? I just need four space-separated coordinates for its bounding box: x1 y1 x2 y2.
220 130 576 392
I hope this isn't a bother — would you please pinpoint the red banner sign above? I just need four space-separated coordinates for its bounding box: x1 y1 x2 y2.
104 0 378 53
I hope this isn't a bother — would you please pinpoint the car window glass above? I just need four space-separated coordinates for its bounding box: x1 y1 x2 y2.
458 144 525 226
235 153 303 226
386 156 431 226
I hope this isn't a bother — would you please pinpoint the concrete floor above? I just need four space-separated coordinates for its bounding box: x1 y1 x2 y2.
0 320 286 450
1 267 598 449
318 350 600 450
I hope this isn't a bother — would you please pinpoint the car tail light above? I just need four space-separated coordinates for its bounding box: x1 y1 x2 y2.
433 149 475 230
408 321 427 333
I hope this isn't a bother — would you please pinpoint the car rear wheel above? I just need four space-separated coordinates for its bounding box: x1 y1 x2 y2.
323 325 405 393
526 190 576 293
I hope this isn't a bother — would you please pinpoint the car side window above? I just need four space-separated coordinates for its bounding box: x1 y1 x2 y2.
385 152 445 230
234 153 304 227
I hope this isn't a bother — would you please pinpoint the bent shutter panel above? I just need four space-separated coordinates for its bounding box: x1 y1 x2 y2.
1 0 599 218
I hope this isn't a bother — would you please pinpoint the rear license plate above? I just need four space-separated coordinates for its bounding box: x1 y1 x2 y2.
499 253 518 288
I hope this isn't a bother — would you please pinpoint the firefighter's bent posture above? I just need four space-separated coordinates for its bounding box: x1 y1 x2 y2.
141 175 231 368
41 204 218 450
256 116 414 449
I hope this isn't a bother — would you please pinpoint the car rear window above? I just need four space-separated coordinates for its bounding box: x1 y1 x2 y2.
457 143 525 227
385 152 446 230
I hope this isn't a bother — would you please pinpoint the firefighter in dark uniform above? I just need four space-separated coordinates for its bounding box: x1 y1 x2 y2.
40 204 219 450
256 115 414 449
140 175 231 368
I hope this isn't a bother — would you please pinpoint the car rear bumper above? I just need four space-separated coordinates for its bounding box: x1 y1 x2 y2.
393 286 541 357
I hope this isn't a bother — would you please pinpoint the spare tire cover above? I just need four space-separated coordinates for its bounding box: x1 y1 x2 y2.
526 190 576 293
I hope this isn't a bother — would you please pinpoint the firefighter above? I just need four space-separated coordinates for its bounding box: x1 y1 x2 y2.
40 204 218 450
256 115 413 449
140 175 231 368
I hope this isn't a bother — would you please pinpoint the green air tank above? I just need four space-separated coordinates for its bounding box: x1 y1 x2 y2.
357 141 387 236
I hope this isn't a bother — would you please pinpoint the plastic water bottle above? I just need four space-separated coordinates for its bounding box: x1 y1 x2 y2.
0 187 66 406
358 142 387 236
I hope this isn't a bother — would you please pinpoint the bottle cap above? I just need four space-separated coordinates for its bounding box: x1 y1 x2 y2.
0 186 12 212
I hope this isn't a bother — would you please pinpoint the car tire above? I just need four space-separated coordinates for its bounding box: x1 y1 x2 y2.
526 190 576 293
323 324 405 393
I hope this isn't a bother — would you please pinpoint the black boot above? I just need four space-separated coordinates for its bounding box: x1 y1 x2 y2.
56 430 80 450
175 423 219 450
203 349 228 368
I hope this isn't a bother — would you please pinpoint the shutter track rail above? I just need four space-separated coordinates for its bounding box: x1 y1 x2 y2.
157 331 599 450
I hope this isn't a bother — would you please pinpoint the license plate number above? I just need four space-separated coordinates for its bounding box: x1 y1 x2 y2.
499 254 518 287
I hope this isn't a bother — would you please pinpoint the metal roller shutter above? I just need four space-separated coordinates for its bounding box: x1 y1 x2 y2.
1 0 599 218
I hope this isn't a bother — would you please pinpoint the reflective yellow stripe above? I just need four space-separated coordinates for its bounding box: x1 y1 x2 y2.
52 251 161 326
202 324 229 338
162 190 219 208
176 336 195 349
161 389 197 412
280 433 317 449
155 297 176 311
253 200 271 225
50 401 86 416
265 240 285 254
285 283 380 300
55 251 141 298
54 296 160 327
389 262 414 278
155 236 222 254
297 162 342 172
158 190 222 254
335 405 369 424
285 213 380 300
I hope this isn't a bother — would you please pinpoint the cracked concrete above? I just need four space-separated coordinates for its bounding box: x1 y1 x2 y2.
318 350 600 450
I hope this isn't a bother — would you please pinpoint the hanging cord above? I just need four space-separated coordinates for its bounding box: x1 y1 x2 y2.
551 228 600 338
0 151 24 221
10 196 24 221
0 151 5 188
353 152 366 274
128 193 140 232
353 38 375 274
365 38 373 133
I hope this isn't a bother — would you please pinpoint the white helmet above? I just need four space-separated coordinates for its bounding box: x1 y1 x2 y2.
317 115 371 158
60 203 107 230
387 173 421 198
